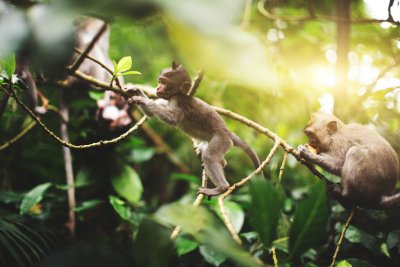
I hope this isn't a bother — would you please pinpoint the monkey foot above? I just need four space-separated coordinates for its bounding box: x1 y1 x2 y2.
198 186 228 197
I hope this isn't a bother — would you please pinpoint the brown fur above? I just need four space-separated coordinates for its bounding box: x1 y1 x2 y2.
298 112 400 209
128 62 262 196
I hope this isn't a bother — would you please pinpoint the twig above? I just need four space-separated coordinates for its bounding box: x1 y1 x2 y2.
70 22 108 72
272 247 278 267
218 195 242 244
0 120 37 150
73 47 123 89
241 0 253 29
331 208 356 267
188 70 204 96
2 85 147 149
60 90 76 238
217 141 281 243
257 0 400 26
170 169 208 240
278 151 288 184
213 107 331 184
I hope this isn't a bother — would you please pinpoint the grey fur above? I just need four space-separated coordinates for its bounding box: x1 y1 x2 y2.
298 112 400 209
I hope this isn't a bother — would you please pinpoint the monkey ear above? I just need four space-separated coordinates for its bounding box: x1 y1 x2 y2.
181 81 191 94
172 61 179 69
327 120 337 135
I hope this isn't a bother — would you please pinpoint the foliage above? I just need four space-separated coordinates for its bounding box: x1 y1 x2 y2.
0 0 399 266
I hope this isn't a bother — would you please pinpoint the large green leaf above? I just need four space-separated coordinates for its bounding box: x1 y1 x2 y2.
249 176 285 248
133 218 178 267
20 183 52 215
199 245 227 266
176 235 198 256
155 203 261 267
111 166 143 204
344 225 379 252
289 180 330 258
116 56 132 73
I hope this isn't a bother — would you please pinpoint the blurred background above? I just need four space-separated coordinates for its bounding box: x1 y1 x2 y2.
0 0 399 266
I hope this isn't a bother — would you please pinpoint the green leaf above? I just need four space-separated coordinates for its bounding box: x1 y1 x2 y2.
336 260 352 267
88 91 104 101
199 245 227 266
117 56 132 73
20 183 52 215
133 218 178 267
119 70 141 75
74 199 103 213
155 203 261 267
112 59 118 74
0 53 16 79
289 180 330 258
170 173 199 184
111 166 143 204
109 195 131 220
344 225 378 252
176 235 198 256
386 230 400 250
129 147 155 163
249 176 285 248
344 258 377 267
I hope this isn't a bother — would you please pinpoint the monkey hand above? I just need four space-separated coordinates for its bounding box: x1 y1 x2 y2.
125 87 145 97
128 96 148 105
297 144 315 160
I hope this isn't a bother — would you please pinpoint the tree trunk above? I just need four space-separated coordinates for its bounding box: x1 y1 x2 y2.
334 0 351 116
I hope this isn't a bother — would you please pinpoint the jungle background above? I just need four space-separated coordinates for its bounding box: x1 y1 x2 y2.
0 0 400 266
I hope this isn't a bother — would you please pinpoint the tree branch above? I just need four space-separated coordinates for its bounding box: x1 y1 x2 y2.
1 84 147 149
69 21 108 72
257 0 400 26
331 208 356 267
0 120 36 150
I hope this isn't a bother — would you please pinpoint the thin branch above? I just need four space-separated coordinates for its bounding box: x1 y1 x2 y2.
278 151 288 184
218 196 242 244
170 169 208 240
331 208 356 267
241 0 253 29
217 140 281 243
60 90 76 238
213 107 331 184
0 120 37 150
272 247 278 267
188 70 204 96
73 47 123 89
257 0 400 26
70 22 108 72
2 85 147 149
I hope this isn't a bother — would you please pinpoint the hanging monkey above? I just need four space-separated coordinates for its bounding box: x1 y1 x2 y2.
128 62 262 196
298 112 400 209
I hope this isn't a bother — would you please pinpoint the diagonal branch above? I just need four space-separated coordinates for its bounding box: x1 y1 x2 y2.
69 22 108 72
2 84 147 149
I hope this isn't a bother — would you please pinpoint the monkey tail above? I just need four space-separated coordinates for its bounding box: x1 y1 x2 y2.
229 132 264 177
380 192 400 208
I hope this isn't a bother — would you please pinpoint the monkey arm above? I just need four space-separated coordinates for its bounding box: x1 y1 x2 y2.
130 96 183 126
298 145 343 175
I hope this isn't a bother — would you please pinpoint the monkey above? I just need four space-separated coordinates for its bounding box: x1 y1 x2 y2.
128 62 262 196
298 111 400 209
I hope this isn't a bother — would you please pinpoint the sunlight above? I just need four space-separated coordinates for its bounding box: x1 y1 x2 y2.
313 67 336 88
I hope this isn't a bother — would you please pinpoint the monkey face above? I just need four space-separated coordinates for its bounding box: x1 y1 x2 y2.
304 112 340 153
156 76 179 99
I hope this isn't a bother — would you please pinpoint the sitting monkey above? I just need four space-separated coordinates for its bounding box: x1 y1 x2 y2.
128 62 262 196
298 112 400 209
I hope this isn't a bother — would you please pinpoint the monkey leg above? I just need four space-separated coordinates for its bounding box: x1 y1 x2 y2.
199 133 233 196
328 183 354 209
